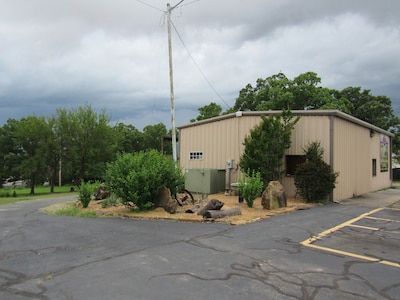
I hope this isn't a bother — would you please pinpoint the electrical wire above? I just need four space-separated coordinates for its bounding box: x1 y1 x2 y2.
134 0 164 12
171 20 231 109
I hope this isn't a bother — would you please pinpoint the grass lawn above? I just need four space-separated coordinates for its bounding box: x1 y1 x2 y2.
0 185 78 205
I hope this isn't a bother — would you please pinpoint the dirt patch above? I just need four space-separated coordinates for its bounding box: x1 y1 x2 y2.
53 193 314 225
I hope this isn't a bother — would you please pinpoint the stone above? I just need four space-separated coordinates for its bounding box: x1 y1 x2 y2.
261 181 287 210
154 188 178 214
94 183 110 200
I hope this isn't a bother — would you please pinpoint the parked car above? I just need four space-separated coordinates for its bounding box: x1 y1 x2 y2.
2 179 28 187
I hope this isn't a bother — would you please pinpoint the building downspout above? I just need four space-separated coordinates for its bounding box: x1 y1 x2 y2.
329 116 334 202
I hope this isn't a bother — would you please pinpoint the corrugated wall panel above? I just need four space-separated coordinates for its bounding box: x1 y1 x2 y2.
179 112 391 200
180 115 333 196
333 118 371 200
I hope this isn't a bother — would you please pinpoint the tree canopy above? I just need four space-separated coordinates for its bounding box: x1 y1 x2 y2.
0 105 175 192
224 71 399 132
191 102 222 122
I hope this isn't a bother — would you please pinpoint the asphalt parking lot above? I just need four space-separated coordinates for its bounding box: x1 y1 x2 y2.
302 203 400 268
0 188 399 299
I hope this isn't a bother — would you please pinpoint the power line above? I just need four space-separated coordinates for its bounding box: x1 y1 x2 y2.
171 0 185 10
171 20 231 109
134 0 164 12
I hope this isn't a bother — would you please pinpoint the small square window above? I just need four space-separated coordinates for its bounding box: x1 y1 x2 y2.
189 152 203 160
286 155 306 176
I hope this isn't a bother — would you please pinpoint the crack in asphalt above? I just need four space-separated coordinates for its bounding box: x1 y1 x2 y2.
147 226 398 300
1 197 399 299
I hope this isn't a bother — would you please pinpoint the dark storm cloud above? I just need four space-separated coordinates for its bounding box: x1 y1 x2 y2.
0 0 399 130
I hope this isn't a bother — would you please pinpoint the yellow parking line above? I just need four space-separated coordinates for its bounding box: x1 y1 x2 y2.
304 243 400 268
301 207 400 268
302 208 383 244
365 216 400 223
347 224 379 231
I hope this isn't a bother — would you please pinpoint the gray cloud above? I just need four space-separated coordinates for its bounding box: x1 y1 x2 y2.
0 0 399 131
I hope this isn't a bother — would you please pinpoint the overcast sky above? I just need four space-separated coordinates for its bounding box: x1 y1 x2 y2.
1 0 399 130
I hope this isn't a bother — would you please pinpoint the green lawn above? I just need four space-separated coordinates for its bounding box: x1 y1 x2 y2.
0 185 77 205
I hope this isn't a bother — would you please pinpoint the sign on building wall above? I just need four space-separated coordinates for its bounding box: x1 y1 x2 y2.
380 134 389 172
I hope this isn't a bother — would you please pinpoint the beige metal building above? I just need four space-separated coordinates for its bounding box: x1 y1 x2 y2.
177 110 393 202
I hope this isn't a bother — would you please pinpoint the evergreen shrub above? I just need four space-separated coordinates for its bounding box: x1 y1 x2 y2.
294 142 338 203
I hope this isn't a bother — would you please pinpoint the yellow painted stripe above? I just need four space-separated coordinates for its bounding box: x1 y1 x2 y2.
301 207 400 268
365 216 400 223
347 224 379 231
303 243 400 268
302 207 384 244
385 207 400 211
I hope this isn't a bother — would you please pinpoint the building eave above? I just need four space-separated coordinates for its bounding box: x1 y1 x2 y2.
177 110 394 137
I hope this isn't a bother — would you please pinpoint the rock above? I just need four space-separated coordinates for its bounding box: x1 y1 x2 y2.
154 188 178 214
261 181 287 210
94 183 110 200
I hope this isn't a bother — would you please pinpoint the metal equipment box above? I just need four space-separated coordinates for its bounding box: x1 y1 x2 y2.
184 168 225 194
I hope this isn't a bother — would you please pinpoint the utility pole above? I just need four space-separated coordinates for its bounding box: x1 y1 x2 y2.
167 3 177 163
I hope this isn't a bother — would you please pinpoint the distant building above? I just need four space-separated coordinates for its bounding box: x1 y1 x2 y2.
177 110 393 202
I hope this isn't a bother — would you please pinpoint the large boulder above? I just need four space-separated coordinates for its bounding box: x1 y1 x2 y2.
261 181 287 210
154 188 178 214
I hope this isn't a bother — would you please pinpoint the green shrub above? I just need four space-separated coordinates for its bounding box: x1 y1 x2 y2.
105 150 185 210
78 180 94 208
238 170 264 208
294 142 338 203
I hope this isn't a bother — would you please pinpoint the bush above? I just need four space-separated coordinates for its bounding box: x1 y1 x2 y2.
78 180 94 208
294 142 338 203
105 150 185 210
238 170 264 208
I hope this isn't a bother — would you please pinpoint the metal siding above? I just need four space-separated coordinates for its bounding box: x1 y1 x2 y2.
283 116 331 197
179 112 391 200
180 115 332 196
333 118 371 200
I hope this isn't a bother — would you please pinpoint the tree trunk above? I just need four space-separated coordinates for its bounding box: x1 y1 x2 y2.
197 199 224 216
185 205 201 214
203 207 241 219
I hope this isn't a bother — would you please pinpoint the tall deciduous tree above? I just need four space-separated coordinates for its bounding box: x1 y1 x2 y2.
240 110 299 185
191 102 222 122
333 87 397 130
55 104 116 185
14 116 52 194
113 123 144 154
0 119 21 182
142 123 168 152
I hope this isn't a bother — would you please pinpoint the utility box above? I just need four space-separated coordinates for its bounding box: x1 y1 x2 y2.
185 168 226 194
